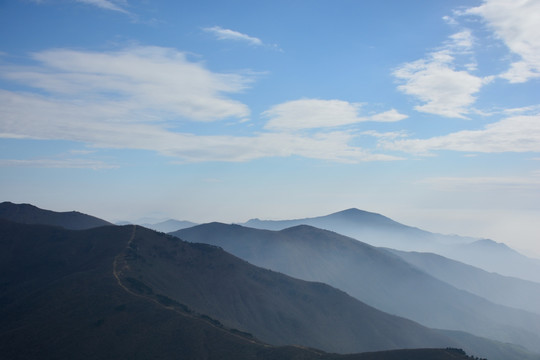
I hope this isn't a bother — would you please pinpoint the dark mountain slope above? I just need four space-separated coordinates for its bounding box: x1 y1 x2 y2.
173 223 540 354
122 225 458 354
0 201 111 230
0 221 268 359
0 219 484 360
388 249 540 315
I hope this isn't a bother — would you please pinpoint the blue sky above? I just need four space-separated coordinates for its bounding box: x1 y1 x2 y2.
1 0 540 254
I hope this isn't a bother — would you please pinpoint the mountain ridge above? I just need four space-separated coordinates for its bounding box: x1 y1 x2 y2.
174 222 540 353
0 201 111 230
241 208 540 282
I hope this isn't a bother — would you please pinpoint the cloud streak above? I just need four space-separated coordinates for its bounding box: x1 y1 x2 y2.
2 46 251 122
203 26 263 46
263 99 407 131
0 90 399 163
382 114 540 154
75 0 129 14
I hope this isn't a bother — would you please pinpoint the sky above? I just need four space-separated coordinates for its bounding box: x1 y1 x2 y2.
1 0 540 255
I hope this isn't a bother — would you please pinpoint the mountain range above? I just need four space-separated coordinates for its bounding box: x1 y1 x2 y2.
173 222 540 353
242 208 540 283
0 218 500 360
2 202 539 359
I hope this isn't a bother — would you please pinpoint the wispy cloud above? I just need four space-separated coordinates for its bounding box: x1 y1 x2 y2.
393 31 490 119
0 91 399 162
203 26 263 46
1 46 251 122
75 0 130 14
464 0 540 83
263 99 407 131
382 113 540 154
0 47 398 163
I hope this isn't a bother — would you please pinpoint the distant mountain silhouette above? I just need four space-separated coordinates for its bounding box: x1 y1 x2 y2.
243 208 540 282
141 219 197 233
0 218 523 360
174 222 540 355
243 208 473 251
442 239 540 283
389 249 540 315
0 201 111 230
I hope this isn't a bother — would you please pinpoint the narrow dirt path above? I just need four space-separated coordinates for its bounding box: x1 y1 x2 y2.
112 224 137 295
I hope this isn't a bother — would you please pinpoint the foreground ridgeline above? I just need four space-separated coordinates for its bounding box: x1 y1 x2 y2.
2 203 539 359
0 201 112 230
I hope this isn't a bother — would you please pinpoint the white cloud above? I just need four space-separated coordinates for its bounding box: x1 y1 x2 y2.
465 0 540 83
393 28 493 119
1 46 251 122
394 51 485 118
263 99 407 131
503 104 540 115
0 48 401 163
75 0 129 14
361 130 408 140
368 109 408 122
442 15 458 26
203 26 263 46
0 90 398 163
448 30 474 49
382 113 540 154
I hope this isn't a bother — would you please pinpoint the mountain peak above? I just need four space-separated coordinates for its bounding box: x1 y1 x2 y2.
331 208 378 217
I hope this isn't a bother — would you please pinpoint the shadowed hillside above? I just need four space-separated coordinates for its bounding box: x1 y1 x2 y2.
0 201 111 230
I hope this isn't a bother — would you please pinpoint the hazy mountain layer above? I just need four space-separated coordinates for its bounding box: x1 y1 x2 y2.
0 201 111 230
242 208 540 283
389 249 540 315
174 222 540 353
442 239 540 284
